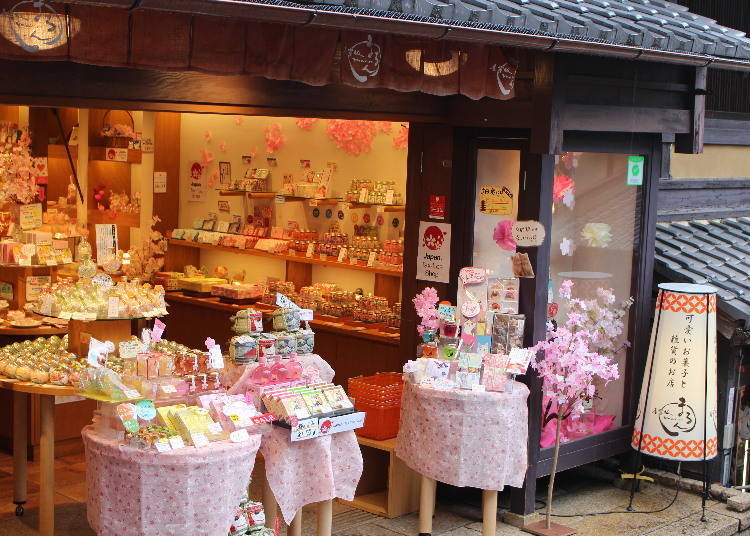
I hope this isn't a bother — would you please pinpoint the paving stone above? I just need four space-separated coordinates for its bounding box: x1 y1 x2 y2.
710 502 750 531
372 509 470 535
729 494 750 513
644 510 738 536
454 523 523 535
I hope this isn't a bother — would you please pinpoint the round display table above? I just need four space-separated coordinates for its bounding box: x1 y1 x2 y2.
82 426 262 536
0 377 76 536
396 381 530 536
227 354 363 536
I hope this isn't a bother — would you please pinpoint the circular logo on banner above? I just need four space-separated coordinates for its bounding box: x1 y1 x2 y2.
351 213 359 223
325 209 333 219
312 208 320 218
337 210 345 220
363 213 371 224
391 217 400 228
376 214 385 226
422 225 446 251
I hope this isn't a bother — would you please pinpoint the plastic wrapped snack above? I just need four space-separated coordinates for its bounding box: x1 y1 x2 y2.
272 307 301 332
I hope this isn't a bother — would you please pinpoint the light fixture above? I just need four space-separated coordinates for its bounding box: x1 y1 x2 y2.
404 49 467 77
630 283 718 520
0 1 80 53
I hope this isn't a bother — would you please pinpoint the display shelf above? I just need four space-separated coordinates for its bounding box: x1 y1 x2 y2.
0 375 76 396
89 146 142 164
0 324 67 337
279 195 341 205
346 202 405 212
48 144 78 160
164 292 400 346
87 209 141 227
339 435 420 518
217 190 276 199
168 239 403 277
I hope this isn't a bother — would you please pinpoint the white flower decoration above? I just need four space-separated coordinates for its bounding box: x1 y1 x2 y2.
560 237 576 256
581 223 612 248
562 188 575 209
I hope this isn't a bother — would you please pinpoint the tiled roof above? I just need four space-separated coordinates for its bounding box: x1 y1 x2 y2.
655 217 750 321
289 0 750 60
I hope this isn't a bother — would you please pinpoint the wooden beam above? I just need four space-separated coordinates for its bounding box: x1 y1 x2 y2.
0 60 447 122
562 104 690 133
530 53 564 155
674 66 707 154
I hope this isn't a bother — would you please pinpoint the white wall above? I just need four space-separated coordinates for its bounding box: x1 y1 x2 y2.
178 114 408 293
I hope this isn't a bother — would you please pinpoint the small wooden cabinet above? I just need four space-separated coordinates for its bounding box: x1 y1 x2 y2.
340 436 420 518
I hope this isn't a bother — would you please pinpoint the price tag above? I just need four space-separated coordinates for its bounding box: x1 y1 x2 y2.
230 429 250 443
367 251 376 267
291 418 320 442
123 389 141 400
154 439 171 453
305 243 314 258
151 318 166 342
251 413 276 425
337 248 347 263
107 296 119 318
83 312 97 321
377 205 385 214
385 189 395 205
208 345 224 369
299 309 314 321
71 312 86 320
207 422 223 435
308 199 319 207
274 195 285 205
358 188 368 203
191 432 209 448
161 384 177 394
168 436 186 450
119 340 144 359
319 253 327 261
471 384 486 392
349 257 358 265
19 255 32 266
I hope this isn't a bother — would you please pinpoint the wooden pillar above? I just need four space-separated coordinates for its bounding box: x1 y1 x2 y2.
510 152 555 516
530 53 565 155
39 394 55 536
674 66 707 155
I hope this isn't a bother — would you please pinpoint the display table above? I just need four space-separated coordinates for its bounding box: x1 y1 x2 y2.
0 377 77 536
83 426 262 536
227 354 363 536
396 381 530 536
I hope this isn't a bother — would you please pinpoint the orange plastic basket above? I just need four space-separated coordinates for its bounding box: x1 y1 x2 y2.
348 373 404 440
354 398 402 440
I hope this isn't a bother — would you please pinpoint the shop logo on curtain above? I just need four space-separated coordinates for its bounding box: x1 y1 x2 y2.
345 34 381 83
490 59 518 96
0 1 79 52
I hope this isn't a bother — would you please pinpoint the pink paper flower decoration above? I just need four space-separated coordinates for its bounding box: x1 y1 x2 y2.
200 149 214 166
412 286 441 335
377 121 393 135
493 219 516 251
204 131 213 143
393 123 409 150
295 118 318 131
207 170 219 187
264 123 286 154
234 116 245 125
553 173 574 202
218 141 227 152
326 119 377 156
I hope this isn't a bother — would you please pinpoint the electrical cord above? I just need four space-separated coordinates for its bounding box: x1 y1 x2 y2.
535 463 689 518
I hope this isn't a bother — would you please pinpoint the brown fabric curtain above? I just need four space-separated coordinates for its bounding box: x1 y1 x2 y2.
0 1 518 100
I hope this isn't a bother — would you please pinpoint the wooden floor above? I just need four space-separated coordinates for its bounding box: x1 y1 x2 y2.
0 451 86 521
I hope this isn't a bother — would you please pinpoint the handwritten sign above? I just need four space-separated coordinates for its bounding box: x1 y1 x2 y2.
512 220 545 247
153 171 167 193
479 185 513 215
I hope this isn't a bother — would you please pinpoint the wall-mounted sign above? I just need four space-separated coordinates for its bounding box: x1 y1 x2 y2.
627 156 644 186
217 200 230 213
416 221 451 283
429 195 446 220
18 203 42 230
188 162 205 203
479 185 513 215
153 171 167 193
512 220 545 247
105 148 128 162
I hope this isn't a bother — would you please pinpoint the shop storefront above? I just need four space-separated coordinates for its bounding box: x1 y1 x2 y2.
0 1 749 534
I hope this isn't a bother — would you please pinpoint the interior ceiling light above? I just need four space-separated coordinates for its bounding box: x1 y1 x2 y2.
0 1 80 52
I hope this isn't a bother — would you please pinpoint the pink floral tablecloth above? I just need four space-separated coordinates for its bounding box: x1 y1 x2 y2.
260 426 363 524
83 426 262 536
396 381 529 491
225 353 334 394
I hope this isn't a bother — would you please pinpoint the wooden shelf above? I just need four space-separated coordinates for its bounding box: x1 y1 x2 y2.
165 292 400 346
48 144 78 160
0 324 67 337
217 190 276 199
347 202 405 212
168 239 403 278
343 491 389 517
87 209 140 227
0 375 76 395
356 435 397 452
281 196 341 205
89 146 142 164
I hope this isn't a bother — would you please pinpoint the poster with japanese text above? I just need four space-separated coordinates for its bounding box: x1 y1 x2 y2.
416 221 451 283
188 161 205 202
